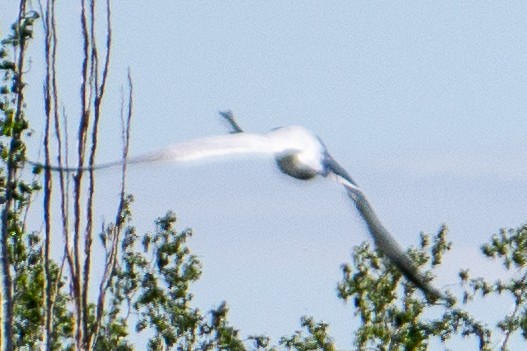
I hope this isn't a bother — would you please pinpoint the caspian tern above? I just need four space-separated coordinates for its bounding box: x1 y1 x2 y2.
29 111 447 301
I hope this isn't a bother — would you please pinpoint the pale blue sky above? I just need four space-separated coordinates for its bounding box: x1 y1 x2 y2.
3 1 527 348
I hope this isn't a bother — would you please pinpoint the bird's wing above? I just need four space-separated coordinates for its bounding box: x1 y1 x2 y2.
29 133 280 172
127 133 277 165
348 187 446 300
326 160 446 300
219 110 244 133
324 154 359 188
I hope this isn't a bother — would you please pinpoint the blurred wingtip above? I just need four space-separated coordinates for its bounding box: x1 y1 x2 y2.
218 109 243 133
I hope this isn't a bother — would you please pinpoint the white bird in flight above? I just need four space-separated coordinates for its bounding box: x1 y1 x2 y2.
30 111 447 301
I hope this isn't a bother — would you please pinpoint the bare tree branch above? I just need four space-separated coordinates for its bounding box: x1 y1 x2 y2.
71 0 92 347
42 0 54 348
83 0 113 347
90 67 132 350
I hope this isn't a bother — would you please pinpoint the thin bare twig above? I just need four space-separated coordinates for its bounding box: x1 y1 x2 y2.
42 0 54 348
40 0 65 349
500 274 527 351
90 68 132 350
83 0 112 347
71 0 91 346
80 0 97 343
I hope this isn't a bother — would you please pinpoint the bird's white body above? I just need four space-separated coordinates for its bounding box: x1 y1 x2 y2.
266 126 326 175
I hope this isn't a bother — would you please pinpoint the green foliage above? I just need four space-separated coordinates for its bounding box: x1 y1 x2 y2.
93 208 342 351
337 226 492 350
94 209 249 351
0 10 38 143
461 224 527 349
1 12 74 350
0 12 37 192
481 226 527 270
0 11 39 49
279 317 335 351
0 13 41 264
131 211 203 349
13 233 74 350
198 302 246 351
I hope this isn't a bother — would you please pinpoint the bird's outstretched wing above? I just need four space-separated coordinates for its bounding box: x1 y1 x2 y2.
28 133 279 172
350 187 446 300
327 161 447 301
